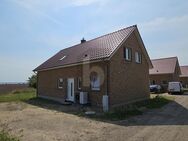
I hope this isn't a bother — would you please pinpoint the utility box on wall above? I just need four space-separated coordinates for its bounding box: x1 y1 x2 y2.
80 92 88 104
102 95 109 112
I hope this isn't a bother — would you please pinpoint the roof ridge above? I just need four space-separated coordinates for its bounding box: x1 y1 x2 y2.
60 25 137 51
82 25 137 44
151 56 177 61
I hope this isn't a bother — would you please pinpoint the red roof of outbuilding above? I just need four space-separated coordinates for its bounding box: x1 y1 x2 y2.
180 66 188 77
149 57 178 75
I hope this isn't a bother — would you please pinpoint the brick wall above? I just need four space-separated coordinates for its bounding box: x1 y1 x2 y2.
109 31 150 107
37 62 107 106
180 77 188 88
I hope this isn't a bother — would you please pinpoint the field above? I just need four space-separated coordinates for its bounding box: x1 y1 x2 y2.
0 84 28 95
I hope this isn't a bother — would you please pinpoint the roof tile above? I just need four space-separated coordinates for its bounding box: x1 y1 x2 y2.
180 66 188 77
149 57 178 75
34 25 136 71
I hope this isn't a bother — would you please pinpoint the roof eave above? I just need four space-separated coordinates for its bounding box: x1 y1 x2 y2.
33 57 109 72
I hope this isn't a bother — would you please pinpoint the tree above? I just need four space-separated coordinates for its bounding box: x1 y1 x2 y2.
28 74 37 88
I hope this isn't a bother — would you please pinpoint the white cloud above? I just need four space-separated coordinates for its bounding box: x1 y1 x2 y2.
70 0 106 6
12 0 64 26
11 0 108 26
139 15 188 65
139 15 188 32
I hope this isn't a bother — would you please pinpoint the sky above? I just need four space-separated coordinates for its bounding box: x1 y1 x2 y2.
0 0 188 82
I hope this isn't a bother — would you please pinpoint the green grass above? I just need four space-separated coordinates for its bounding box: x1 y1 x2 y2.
136 96 174 109
0 88 36 102
183 88 188 92
92 96 174 121
0 130 19 141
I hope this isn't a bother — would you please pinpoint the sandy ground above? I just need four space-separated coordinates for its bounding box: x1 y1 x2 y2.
0 93 188 141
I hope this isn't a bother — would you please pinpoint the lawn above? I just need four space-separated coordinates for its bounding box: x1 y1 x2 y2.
0 88 36 102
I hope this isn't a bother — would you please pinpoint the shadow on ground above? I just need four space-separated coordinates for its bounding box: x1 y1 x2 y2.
24 94 188 127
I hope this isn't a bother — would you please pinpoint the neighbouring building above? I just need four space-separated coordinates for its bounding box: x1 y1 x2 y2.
34 25 153 109
180 66 188 88
149 57 181 90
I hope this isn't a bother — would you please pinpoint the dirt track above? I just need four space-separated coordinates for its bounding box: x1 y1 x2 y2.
0 94 188 141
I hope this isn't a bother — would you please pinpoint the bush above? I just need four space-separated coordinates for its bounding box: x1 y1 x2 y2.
28 74 37 88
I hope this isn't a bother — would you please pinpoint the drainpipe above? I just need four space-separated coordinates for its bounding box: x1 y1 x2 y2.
106 62 109 96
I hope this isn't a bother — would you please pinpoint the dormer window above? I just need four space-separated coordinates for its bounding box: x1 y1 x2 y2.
59 56 66 61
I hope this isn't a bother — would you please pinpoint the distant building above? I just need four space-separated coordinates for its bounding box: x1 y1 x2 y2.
149 57 181 90
180 66 188 88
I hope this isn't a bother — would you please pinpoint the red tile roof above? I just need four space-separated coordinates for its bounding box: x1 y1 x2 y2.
149 57 178 75
180 66 188 77
34 25 152 71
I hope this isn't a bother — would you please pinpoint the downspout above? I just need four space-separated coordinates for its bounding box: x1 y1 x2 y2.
106 61 109 96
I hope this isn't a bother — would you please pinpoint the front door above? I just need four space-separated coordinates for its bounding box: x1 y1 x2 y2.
67 78 74 102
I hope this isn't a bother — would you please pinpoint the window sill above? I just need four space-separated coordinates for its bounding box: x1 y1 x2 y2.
135 62 141 64
91 88 100 91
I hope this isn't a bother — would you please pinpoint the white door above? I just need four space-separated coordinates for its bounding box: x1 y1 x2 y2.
67 78 74 102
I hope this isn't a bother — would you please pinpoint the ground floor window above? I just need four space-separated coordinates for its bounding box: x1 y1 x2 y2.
162 80 167 85
77 77 81 90
90 72 100 91
152 80 156 85
58 78 63 89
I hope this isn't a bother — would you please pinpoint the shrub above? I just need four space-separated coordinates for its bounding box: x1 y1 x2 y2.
28 74 37 88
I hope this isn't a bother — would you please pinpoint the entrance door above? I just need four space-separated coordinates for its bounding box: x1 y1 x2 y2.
67 78 74 102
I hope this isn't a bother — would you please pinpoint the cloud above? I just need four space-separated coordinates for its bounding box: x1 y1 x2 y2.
139 15 188 32
12 0 64 26
70 0 106 6
139 15 188 65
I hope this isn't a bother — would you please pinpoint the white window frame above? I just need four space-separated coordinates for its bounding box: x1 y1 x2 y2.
125 47 132 61
77 77 81 90
58 78 63 89
135 52 142 63
91 74 100 91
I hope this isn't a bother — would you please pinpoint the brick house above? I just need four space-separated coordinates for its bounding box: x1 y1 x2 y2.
149 57 181 89
180 66 188 88
34 25 152 109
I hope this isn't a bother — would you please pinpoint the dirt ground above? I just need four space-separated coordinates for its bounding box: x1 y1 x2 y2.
0 93 188 141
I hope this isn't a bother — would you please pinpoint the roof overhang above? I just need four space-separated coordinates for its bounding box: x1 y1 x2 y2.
180 75 188 78
33 58 108 72
149 73 173 75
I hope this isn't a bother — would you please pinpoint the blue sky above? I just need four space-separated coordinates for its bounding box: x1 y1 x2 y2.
0 0 188 82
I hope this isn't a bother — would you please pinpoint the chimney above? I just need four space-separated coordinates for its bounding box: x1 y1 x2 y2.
81 38 86 43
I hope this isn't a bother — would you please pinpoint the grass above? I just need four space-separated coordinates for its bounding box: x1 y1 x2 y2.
137 95 174 109
0 88 36 102
91 96 174 121
183 88 188 92
0 130 19 141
